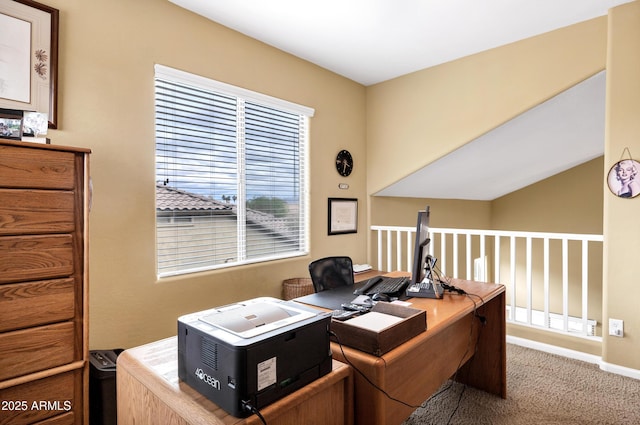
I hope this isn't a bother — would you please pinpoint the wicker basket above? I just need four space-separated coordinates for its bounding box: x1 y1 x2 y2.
282 278 314 300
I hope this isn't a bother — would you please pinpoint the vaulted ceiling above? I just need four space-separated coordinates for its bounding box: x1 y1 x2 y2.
375 72 606 200
168 0 631 199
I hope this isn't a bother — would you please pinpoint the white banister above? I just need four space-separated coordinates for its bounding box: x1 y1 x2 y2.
543 237 550 331
510 235 516 322
582 240 589 336
370 225 603 339
406 230 412 272
386 229 392 272
376 230 383 272
562 238 569 332
526 236 532 326
465 233 470 279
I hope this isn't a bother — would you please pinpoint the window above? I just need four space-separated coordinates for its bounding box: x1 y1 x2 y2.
154 65 313 278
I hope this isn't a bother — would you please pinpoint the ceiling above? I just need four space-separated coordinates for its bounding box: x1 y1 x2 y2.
168 0 630 200
169 0 630 86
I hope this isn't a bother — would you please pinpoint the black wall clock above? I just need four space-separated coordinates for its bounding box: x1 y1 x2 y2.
335 149 353 177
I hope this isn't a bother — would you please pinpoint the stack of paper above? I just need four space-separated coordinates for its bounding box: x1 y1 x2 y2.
344 312 403 332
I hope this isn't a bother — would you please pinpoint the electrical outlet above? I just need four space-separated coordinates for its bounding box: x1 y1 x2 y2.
609 318 624 337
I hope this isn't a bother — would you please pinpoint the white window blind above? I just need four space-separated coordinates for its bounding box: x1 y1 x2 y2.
155 65 312 277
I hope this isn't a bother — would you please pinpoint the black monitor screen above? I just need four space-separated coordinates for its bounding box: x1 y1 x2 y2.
411 206 431 285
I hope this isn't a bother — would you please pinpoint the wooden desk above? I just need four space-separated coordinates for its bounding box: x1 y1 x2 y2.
117 337 354 425
306 274 506 425
353 269 383 283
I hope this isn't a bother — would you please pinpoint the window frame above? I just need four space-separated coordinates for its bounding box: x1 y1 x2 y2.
154 64 313 278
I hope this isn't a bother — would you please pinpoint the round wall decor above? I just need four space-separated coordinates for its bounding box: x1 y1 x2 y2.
607 158 640 198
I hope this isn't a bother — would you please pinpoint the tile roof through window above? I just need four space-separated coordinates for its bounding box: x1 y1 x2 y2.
156 184 298 242
156 184 232 212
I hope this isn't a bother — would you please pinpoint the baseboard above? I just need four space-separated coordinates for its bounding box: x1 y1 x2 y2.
507 336 601 364
599 360 640 380
507 336 640 381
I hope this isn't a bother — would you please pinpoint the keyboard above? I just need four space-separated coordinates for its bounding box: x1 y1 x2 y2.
354 276 409 296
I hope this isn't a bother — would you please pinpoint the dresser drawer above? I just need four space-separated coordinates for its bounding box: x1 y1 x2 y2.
0 235 74 284
0 370 77 425
0 278 76 333
0 145 76 190
0 322 76 381
0 190 75 235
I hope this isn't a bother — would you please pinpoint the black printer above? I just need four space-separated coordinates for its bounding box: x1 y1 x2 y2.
177 297 332 417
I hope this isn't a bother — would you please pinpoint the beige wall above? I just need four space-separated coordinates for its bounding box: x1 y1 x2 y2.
365 17 607 197
493 158 604 350
363 8 640 372
369 160 605 354
37 0 640 375
370 197 492 229
492 157 604 234
368 197 492 274
604 1 640 370
45 0 367 349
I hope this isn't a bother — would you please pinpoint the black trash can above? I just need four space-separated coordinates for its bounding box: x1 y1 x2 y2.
89 349 123 425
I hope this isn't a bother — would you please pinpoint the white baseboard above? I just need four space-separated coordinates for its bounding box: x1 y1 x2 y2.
507 335 640 381
599 360 640 380
507 336 601 364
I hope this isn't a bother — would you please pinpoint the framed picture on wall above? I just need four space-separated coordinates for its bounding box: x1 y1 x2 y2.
0 0 59 128
607 159 640 199
328 198 358 235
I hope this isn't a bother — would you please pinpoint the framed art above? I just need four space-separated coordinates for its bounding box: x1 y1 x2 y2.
0 0 59 128
607 159 640 199
328 198 358 235
0 109 24 140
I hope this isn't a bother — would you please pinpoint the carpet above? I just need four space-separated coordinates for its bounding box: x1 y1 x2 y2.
403 344 640 425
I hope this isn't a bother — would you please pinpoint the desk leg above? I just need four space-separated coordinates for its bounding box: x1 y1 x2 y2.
456 291 507 398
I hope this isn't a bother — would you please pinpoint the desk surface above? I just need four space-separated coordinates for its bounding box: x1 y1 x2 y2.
117 337 354 425
296 271 502 332
297 272 506 425
117 274 505 425
294 269 394 310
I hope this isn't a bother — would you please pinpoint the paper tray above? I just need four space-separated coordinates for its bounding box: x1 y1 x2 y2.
330 302 426 356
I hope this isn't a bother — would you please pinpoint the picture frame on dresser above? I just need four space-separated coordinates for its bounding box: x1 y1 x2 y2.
0 0 59 129
0 109 23 140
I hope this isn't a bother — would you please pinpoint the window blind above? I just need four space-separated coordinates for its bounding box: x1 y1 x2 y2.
155 65 312 277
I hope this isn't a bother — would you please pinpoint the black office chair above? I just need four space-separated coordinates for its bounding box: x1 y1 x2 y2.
308 256 354 292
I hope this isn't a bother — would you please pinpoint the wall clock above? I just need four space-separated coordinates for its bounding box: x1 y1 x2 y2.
335 149 353 177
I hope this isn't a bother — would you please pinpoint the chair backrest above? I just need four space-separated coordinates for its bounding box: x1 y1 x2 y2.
308 256 354 292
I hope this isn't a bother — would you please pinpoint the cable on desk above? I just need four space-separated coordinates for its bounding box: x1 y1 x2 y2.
446 384 467 425
423 266 487 423
433 265 487 326
242 400 267 425
329 330 423 410
331 267 493 422
330 290 484 414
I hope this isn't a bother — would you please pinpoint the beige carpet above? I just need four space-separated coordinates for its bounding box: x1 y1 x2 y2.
403 344 640 425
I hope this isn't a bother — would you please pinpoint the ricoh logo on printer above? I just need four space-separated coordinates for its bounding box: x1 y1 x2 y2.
195 368 221 390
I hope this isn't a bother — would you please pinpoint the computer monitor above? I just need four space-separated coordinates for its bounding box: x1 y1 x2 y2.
410 206 431 285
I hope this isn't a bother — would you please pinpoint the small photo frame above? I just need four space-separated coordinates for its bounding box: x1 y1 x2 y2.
607 159 640 199
0 109 24 140
328 198 358 235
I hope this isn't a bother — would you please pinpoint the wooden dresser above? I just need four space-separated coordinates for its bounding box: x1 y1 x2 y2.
0 139 91 425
